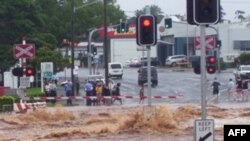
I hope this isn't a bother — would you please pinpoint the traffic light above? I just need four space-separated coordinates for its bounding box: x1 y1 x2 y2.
118 22 129 33
164 18 172 29
192 56 201 74
136 15 157 46
186 0 197 25
216 40 221 49
206 56 216 74
12 67 23 77
25 67 36 76
194 0 220 24
92 46 97 55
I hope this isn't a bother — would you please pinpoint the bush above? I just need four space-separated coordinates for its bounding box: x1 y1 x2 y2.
26 88 45 97
0 96 15 112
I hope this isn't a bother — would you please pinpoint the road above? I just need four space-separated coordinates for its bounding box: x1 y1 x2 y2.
56 67 244 105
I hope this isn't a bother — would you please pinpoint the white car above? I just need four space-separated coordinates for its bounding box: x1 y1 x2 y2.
108 62 123 79
165 55 187 67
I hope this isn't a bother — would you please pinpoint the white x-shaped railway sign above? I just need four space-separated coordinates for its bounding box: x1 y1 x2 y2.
194 36 215 50
13 44 35 59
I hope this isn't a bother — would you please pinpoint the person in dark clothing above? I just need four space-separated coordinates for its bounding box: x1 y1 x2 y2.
75 77 80 96
112 83 122 105
84 80 93 106
64 80 73 105
211 77 221 95
236 77 243 89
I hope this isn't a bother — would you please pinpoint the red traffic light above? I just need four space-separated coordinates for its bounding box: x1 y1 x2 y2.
207 56 216 64
25 67 35 76
136 15 157 46
207 66 216 74
143 19 151 27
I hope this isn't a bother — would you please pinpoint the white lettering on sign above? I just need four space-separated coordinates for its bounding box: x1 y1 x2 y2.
228 129 247 136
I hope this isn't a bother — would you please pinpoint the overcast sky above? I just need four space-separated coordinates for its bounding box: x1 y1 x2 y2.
116 0 250 21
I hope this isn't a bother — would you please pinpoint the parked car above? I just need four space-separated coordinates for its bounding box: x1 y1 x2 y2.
165 55 187 67
137 66 158 86
140 57 159 66
108 62 123 79
234 65 250 79
129 58 142 67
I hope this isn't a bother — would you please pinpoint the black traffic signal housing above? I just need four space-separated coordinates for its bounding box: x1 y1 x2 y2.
25 67 36 76
164 18 172 29
216 40 221 49
206 56 216 74
117 22 129 33
194 0 220 24
191 56 201 74
92 45 97 55
12 67 23 77
186 0 197 25
136 15 157 46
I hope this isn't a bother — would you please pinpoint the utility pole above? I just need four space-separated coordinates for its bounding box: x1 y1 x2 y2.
71 0 75 96
103 0 109 85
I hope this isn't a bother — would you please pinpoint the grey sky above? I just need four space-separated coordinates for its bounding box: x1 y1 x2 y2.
116 0 250 21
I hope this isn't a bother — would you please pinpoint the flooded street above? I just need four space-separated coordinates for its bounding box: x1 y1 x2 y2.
0 103 250 141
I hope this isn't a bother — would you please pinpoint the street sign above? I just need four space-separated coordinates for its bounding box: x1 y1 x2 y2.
13 44 35 59
194 36 215 50
43 71 53 78
195 119 214 141
19 77 30 88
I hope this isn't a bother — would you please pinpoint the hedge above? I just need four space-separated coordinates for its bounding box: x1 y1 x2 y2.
0 96 15 112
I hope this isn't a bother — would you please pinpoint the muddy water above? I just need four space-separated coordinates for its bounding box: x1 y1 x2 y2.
0 104 250 141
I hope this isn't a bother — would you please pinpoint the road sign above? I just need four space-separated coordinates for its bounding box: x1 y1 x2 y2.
13 44 35 59
194 36 215 50
195 119 214 141
43 71 53 78
19 77 30 88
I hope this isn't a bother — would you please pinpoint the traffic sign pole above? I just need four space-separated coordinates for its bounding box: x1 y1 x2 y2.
200 25 207 119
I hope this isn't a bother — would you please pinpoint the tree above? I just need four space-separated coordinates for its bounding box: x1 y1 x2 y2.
235 10 246 22
29 47 68 73
235 53 250 65
134 5 164 23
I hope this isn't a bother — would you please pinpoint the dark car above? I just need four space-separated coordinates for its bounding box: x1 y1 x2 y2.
137 66 158 86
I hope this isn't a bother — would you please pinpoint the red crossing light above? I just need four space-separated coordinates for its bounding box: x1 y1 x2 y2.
25 67 35 76
206 56 216 74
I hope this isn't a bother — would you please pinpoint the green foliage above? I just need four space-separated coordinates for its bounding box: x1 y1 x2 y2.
235 52 250 65
29 47 67 72
26 88 45 97
0 44 16 72
0 96 15 112
0 0 126 71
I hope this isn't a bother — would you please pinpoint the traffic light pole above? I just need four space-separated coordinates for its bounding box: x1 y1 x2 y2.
146 45 152 106
200 25 207 119
145 6 152 106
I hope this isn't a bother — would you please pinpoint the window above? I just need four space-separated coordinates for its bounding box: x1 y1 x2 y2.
111 64 121 69
233 40 250 50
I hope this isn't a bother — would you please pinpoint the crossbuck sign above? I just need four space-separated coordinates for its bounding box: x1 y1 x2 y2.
194 36 215 50
13 44 35 59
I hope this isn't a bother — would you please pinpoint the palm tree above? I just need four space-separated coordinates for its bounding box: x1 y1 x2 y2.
235 10 246 22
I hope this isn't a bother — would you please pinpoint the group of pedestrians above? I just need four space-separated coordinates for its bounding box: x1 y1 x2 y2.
210 76 249 102
83 79 122 106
